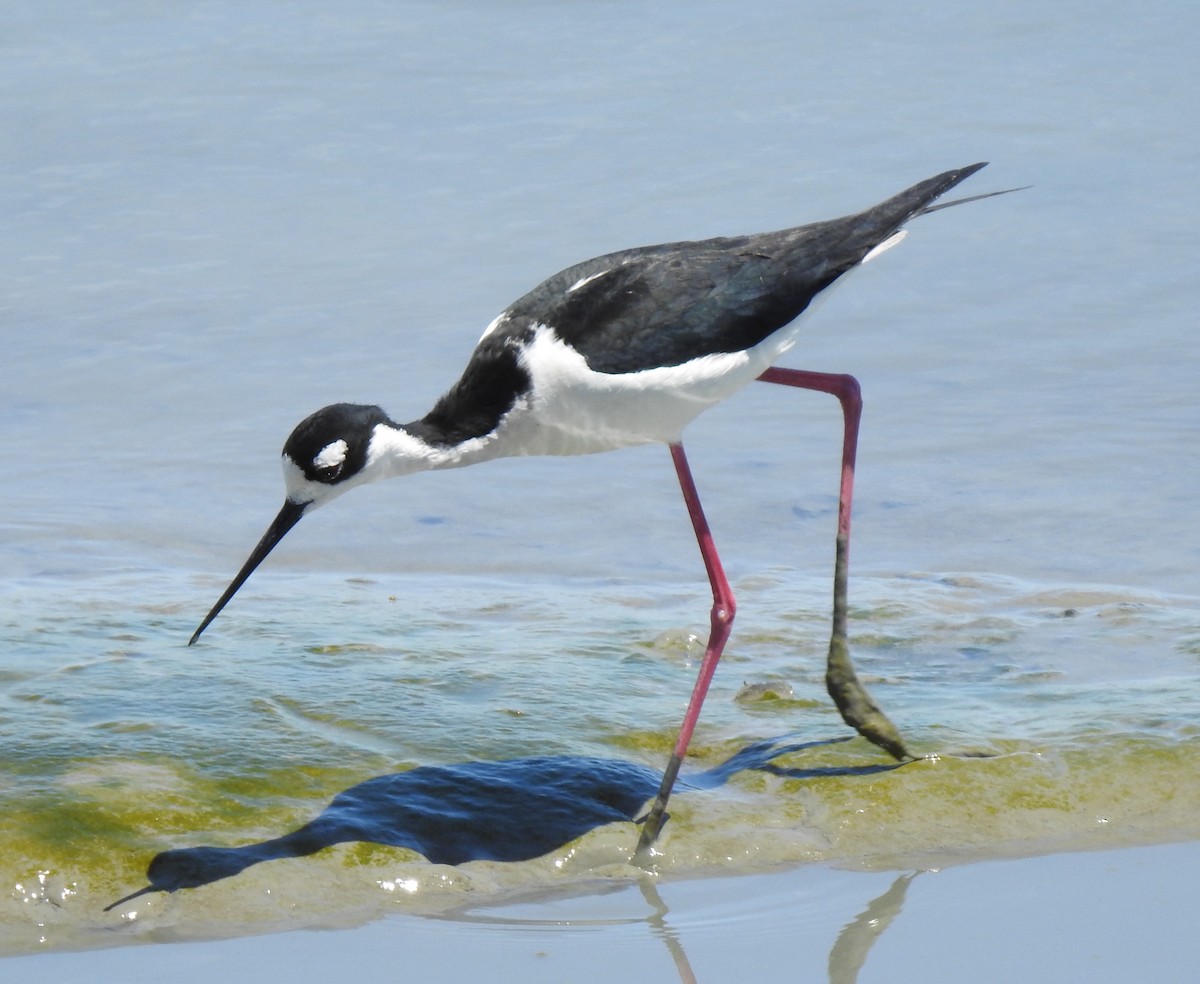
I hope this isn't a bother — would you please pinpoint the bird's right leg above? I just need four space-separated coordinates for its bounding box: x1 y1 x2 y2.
635 441 736 858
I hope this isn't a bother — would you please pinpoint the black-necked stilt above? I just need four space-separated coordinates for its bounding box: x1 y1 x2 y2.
189 162 1012 854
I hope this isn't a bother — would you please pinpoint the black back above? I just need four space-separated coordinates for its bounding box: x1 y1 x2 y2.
501 163 987 373
415 164 986 442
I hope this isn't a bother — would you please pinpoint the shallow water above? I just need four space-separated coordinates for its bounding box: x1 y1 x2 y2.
3 0 1199 960
5 568 1198 952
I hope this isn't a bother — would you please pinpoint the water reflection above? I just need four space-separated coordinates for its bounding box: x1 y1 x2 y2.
438 868 919 984
106 735 903 909
828 872 918 984
639 878 698 984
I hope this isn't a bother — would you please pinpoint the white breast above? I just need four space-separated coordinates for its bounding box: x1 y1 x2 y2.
486 324 801 458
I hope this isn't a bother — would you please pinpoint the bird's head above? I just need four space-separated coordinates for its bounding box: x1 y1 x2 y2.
189 403 394 645
281 402 394 509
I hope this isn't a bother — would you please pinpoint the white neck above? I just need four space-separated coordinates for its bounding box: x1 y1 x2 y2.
365 422 503 480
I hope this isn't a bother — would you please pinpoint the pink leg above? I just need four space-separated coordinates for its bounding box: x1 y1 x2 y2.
636 369 907 857
758 367 909 761
635 441 736 856
757 367 860 546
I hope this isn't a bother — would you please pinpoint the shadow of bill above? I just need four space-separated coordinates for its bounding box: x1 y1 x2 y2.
106 735 904 911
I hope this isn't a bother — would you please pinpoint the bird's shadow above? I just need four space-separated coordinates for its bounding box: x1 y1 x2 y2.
106 734 903 910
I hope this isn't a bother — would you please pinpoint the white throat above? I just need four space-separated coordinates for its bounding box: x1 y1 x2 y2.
365 422 503 477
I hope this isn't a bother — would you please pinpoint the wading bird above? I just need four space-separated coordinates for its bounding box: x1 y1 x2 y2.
189 163 1010 854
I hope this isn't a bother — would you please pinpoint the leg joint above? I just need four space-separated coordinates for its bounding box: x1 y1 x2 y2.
711 597 736 628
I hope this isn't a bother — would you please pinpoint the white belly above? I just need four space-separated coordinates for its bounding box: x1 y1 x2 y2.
488 325 799 458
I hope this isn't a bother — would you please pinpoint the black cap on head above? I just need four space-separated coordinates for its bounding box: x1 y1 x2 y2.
283 403 393 485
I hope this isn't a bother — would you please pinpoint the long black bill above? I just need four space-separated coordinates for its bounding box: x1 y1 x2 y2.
188 498 308 645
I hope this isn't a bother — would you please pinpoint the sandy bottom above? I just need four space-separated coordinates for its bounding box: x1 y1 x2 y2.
7 838 1196 982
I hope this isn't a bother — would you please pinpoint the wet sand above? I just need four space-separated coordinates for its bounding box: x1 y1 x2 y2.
7 838 1196 983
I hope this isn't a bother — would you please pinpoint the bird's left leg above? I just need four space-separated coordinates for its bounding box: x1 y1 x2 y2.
757 367 909 760
635 441 736 858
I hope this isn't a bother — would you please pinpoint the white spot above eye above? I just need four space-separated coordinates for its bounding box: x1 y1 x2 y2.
314 439 348 470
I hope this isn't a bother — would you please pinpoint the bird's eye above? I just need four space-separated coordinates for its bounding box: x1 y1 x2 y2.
310 438 350 483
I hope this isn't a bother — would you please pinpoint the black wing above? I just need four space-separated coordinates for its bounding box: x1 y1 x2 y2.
502 162 988 374
415 163 989 443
